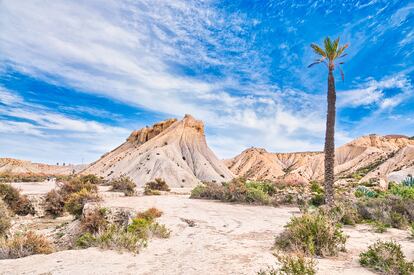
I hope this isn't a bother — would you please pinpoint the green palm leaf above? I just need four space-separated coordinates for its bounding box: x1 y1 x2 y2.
310 44 326 57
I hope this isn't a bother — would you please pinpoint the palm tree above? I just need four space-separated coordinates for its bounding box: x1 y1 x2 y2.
308 37 348 206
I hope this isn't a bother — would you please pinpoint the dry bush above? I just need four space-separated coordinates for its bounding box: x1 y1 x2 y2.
145 178 170 192
64 188 101 217
136 208 163 221
44 189 65 217
258 253 317 275
357 195 414 229
274 213 347 257
0 231 54 259
76 207 170 253
0 199 11 237
359 240 414 274
57 178 98 199
80 208 108 234
0 183 34 215
78 174 103 185
109 176 136 196
190 182 225 200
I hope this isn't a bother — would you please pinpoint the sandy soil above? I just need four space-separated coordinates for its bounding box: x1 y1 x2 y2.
1 183 414 274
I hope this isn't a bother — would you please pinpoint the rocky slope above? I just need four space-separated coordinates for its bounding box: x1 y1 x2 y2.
227 134 414 187
0 158 84 175
82 115 234 187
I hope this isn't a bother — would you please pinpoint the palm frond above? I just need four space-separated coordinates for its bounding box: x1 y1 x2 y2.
324 37 333 58
339 66 345 81
339 53 348 58
335 44 349 59
308 61 323 68
310 43 326 57
333 37 340 52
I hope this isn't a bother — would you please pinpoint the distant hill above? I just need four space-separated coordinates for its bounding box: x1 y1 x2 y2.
0 158 85 175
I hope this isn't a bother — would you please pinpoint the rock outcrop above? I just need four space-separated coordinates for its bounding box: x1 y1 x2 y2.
227 134 414 186
82 114 234 187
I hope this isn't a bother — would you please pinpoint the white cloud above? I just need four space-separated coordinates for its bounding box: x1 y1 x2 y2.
0 0 339 160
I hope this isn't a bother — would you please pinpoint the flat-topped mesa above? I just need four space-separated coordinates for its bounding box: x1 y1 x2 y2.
127 118 177 145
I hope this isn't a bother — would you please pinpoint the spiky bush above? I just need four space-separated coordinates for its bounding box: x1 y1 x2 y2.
359 241 414 274
402 175 414 187
274 213 347 256
109 176 136 196
0 231 54 259
57 178 98 199
355 186 378 198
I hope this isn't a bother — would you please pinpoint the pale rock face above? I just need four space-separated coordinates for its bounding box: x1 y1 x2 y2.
82 114 234 187
227 134 414 186
0 158 85 175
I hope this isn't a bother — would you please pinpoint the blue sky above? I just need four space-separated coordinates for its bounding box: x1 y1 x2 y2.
0 0 413 164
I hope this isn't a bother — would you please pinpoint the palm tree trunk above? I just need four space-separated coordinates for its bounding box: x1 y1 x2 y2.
324 68 336 206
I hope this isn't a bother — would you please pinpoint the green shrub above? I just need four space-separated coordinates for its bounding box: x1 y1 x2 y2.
245 188 270 205
257 253 317 275
64 188 101 217
0 231 54 259
0 183 34 215
76 207 170 253
274 213 347 256
310 193 325 207
371 221 390 233
109 176 136 196
76 224 146 253
0 199 11 237
389 185 414 200
319 202 360 226
44 189 65 217
359 241 414 274
310 181 324 194
246 181 277 196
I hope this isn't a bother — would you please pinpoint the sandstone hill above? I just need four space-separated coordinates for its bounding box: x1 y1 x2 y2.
0 158 84 175
227 134 414 187
82 115 234 187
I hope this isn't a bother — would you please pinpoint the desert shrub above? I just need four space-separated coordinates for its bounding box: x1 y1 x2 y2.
411 223 414 238
224 177 248 202
109 176 135 196
58 178 98 199
246 181 277 196
44 189 65 217
356 195 413 229
64 188 101 217
144 178 170 192
359 241 414 274
76 207 170 253
257 253 317 275
245 188 270 205
389 185 414 200
371 221 390 233
0 172 47 183
136 208 163 221
0 231 54 259
80 208 108 234
274 213 347 256
318 202 360 226
309 193 325 207
79 174 102 185
143 189 161 196
190 183 225 200
0 199 11 237
0 183 34 215
310 181 324 194
76 225 146 253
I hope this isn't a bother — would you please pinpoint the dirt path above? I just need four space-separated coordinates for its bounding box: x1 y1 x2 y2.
1 191 414 274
